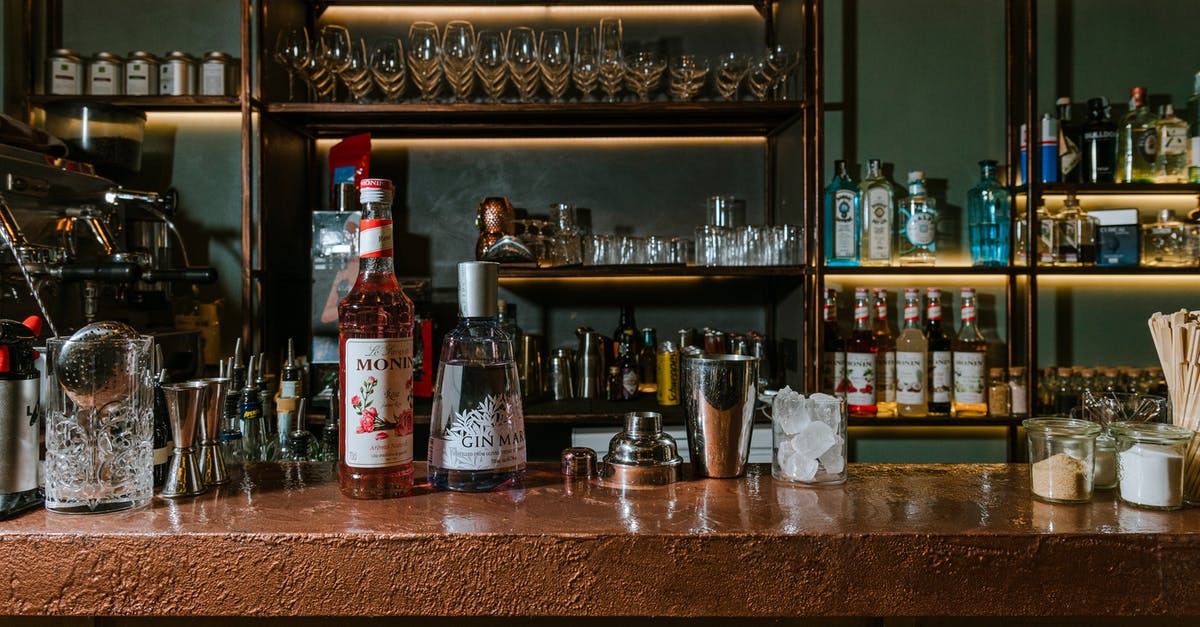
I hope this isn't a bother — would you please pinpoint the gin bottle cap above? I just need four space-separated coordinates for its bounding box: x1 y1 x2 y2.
458 261 499 318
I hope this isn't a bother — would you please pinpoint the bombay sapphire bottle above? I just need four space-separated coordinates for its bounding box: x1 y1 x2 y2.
966 160 1011 266
428 261 527 492
823 159 860 266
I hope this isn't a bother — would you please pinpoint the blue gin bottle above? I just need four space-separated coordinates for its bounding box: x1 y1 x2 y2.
967 160 1011 266
823 159 860 266
428 261 527 492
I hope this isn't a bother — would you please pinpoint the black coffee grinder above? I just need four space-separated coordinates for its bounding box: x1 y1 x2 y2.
0 316 42 519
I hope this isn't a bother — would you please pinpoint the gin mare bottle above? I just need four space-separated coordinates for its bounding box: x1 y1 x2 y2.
428 261 527 492
899 171 937 266
859 158 895 266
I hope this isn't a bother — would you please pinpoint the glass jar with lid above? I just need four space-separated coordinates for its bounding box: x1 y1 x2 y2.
1140 209 1200 267
1110 421 1192 510
1023 417 1101 504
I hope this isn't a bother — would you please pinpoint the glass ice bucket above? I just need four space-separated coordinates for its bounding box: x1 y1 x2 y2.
770 391 847 486
44 336 154 513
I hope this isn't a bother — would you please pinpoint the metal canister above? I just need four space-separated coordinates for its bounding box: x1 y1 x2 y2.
46 48 83 95
87 52 124 96
656 341 680 406
200 51 239 96
548 348 575 401
124 51 160 96
160 51 196 95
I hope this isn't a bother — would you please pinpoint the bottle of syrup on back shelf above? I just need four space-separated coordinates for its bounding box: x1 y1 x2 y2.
925 288 953 416
845 288 878 417
337 178 416 499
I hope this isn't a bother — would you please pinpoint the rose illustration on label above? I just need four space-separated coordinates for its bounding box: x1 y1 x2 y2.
351 375 401 434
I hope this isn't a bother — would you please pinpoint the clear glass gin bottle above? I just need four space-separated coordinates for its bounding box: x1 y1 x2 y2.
1054 192 1098 266
428 261 527 492
966 159 1011 266
859 158 895 266
1189 72 1200 183
898 171 937 266
823 159 860 266
1141 209 1200 267
1154 104 1189 183
1117 86 1159 183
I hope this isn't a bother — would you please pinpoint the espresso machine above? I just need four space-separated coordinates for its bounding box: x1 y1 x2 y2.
0 142 215 375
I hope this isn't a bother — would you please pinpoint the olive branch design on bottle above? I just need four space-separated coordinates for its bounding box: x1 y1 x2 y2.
442 394 510 441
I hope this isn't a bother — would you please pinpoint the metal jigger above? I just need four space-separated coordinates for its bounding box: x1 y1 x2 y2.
159 381 210 498
197 377 231 486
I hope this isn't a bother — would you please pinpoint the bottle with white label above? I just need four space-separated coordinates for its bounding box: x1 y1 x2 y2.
952 287 988 417
1154 104 1189 183
872 288 897 417
428 261 527 492
924 287 952 416
898 171 937 266
845 287 878 417
338 178 416 499
821 289 847 399
823 160 860 266
895 288 928 417
859 159 895 266
1189 72 1200 184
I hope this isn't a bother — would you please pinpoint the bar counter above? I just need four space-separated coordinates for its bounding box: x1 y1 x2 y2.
1 462 1198 618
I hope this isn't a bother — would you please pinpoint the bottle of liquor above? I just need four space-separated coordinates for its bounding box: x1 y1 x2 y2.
1117 86 1159 183
1082 97 1118 183
1189 72 1200 184
428 261 527 492
497 300 522 355
952 288 988 417
1054 192 1099 266
618 342 639 400
821 288 846 399
1035 199 1058 266
898 171 937 266
924 287 952 416
638 328 658 393
966 159 1011 267
895 288 928 418
872 288 897 417
337 178 416 499
152 368 170 488
613 305 639 362
1056 97 1082 183
1154 104 1189 183
859 159 895 266
824 159 860 266
845 287 878 418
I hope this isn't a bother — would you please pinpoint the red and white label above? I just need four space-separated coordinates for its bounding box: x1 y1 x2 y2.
854 304 869 322
359 219 394 258
927 303 941 321
904 304 920 322
961 304 977 322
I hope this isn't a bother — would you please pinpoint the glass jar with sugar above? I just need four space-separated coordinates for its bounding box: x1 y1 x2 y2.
1024 418 1100 504
1111 421 1192 511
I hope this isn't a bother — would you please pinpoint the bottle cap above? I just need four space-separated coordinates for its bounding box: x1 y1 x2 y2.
873 287 886 296
854 287 868 298
989 367 1006 377
907 171 924 184
905 288 919 297
961 287 976 297
926 287 940 297
358 178 394 205
457 261 499 318
1055 96 1070 106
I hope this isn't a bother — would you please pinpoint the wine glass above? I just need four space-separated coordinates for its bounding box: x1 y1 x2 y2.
506 27 540 103
319 24 353 101
408 21 444 101
572 26 599 101
342 38 374 102
275 26 309 101
475 30 508 103
539 29 571 103
442 20 477 102
369 38 406 102
713 52 750 100
765 45 802 100
623 51 665 102
302 51 335 101
668 53 709 102
597 17 623 102
744 58 777 101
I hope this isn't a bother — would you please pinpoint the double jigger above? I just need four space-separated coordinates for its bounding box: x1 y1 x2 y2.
159 377 232 499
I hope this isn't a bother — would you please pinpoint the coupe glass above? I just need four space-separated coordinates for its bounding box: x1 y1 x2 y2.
713 52 750 100
668 53 709 102
475 30 508 103
442 20 477 102
369 38 406 102
623 51 666 102
506 27 540 103
275 26 309 101
572 26 599 101
318 24 353 101
539 29 571 103
597 17 623 102
408 21 444 101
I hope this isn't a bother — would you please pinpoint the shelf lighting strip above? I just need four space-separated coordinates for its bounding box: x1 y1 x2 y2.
321 5 764 22
318 136 765 149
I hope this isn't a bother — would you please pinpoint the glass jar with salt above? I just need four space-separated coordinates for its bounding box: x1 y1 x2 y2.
1023 418 1100 504
1111 421 1192 511
769 387 847 486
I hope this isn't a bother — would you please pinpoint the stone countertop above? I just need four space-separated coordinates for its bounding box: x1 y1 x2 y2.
0 462 1197 617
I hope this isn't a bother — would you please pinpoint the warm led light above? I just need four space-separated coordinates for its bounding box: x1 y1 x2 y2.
145 111 242 131
823 274 1010 288
849 426 1011 437
318 136 764 150
500 275 713 286
322 5 764 24
1038 274 1200 288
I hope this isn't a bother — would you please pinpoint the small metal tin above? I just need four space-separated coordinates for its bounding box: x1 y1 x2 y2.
46 48 84 95
200 51 239 96
124 51 160 96
87 52 123 96
561 447 597 477
160 51 196 96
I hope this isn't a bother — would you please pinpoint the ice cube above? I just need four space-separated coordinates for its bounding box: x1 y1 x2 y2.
808 392 838 403
810 398 843 430
793 420 837 460
775 437 795 465
782 452 819 481
818 435 845 475
774 386 810 435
